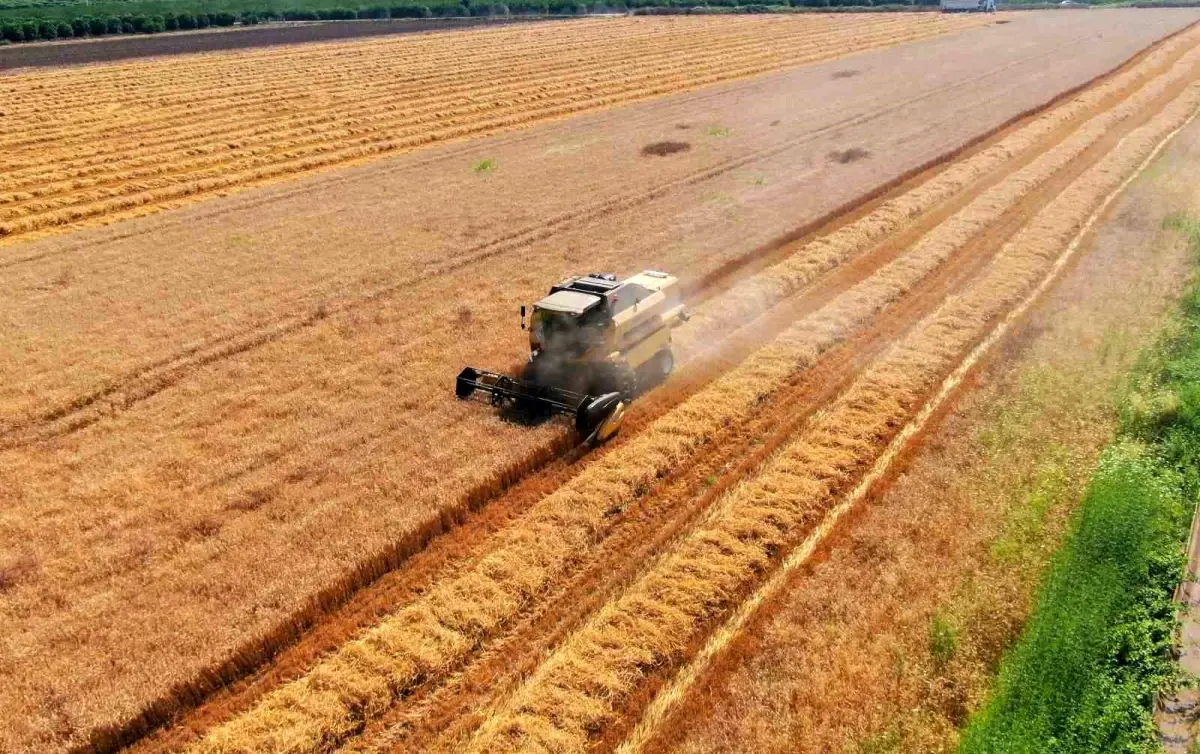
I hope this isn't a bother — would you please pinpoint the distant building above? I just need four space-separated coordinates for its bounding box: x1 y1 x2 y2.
941 0 996 11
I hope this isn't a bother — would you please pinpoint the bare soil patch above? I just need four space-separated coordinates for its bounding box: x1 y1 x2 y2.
642 140 693 156
829 146 873 163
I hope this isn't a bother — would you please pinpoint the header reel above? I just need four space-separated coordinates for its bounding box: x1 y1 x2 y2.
455 367 627 446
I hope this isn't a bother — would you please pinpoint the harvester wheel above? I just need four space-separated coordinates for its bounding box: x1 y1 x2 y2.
656 349 674 378
636 349 674 394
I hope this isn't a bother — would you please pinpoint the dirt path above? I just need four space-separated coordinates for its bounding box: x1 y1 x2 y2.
1156 502 1200 751
5 11 1200 754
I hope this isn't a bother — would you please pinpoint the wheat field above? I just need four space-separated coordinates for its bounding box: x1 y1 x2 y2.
4 9 1199 754
187 24 1200 754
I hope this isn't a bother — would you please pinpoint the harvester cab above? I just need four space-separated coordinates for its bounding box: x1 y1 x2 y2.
456 270 688 445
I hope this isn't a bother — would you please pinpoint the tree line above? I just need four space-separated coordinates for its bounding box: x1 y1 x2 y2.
0 0 938 44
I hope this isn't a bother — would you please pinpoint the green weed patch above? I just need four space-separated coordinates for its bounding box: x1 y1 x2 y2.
959 213 1200 754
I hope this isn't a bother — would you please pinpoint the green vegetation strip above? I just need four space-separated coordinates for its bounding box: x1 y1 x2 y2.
959 212 1200 754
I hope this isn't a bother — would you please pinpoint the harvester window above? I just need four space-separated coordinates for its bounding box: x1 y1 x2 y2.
580 306 610 329
608 283 651 315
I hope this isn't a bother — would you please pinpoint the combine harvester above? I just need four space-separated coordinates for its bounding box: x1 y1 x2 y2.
457 271 688 445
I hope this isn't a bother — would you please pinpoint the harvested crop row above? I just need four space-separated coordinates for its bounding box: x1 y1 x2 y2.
0 24 710 121
0 17 851 116
0 16 984 242
0 20 952 212
185 274 908 753
12 17 1184 444
182 170 973 754
5 10 1155 204
0 25 822 157
0 55 996 441
0 34 663 146
463 81 1200 754
0 23 677 118
0 19 945 244
43 38 1172 746
3 64 949 441
0 19 905 160
417 49 1200 750
622 91 1200 754
184 48 1186 752
0 25 912 192
0 21 873 173
0 20 1038 439
0 23 933 221
15 35 1164 747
